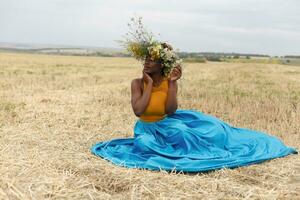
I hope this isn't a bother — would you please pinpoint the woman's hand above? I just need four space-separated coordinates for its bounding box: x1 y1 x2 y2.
169 65 182 82
142 70 153 85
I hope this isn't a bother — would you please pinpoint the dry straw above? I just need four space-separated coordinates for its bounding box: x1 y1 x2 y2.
0 52 299 199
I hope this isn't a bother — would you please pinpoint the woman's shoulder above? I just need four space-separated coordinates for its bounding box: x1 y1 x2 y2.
131 78 144 91
131 78 143 85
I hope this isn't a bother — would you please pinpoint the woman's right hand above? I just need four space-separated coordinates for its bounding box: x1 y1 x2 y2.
142 70 153 85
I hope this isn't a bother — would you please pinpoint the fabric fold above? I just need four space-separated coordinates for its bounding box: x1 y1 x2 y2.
91 109 298 172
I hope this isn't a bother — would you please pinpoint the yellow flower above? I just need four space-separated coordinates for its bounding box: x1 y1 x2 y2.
148 44 162 60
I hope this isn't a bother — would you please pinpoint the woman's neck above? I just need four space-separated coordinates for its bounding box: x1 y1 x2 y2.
150 73 164 87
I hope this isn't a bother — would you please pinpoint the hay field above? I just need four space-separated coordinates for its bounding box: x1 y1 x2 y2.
0 52 299 199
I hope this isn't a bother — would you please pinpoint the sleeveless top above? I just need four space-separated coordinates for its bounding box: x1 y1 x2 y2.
139 77 169 122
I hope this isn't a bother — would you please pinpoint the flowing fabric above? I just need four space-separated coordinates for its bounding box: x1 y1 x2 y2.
90 109 298 172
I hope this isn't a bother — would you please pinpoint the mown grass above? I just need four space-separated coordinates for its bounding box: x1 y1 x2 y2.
0 52 299 199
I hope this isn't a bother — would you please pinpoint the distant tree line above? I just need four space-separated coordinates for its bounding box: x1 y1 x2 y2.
284 55 300 59
1 48 299 63
176 52 271 62
177 52 270 58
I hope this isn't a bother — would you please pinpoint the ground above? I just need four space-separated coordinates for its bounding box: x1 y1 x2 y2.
0 52 299 199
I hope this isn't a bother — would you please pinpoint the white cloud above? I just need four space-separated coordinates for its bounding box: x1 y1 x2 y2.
0 0 299 55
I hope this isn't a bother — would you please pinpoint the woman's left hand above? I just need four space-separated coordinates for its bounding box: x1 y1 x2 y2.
169 64 182 82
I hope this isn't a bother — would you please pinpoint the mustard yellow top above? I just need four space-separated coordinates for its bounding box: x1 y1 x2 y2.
139 77 169 122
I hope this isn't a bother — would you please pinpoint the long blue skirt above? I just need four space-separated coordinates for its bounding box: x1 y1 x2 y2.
90 109 298 172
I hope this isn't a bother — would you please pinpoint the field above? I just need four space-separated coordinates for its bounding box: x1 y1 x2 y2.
0 52 299 199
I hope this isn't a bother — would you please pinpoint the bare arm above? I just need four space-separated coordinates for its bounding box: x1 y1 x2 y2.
165 65 182 115
165 80 178 115
131 79 153 117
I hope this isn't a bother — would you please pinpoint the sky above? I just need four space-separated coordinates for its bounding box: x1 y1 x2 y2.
1 0 299 56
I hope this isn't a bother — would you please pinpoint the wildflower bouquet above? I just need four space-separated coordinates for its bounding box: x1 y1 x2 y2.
118 16 182 77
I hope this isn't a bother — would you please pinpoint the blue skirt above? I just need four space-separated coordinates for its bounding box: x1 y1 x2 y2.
90 109 298 172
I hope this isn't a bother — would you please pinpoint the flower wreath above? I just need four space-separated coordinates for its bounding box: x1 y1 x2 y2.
118 16 182 77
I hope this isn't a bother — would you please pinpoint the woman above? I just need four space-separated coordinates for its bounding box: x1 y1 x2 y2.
91 18 297 172
90 47 297 173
